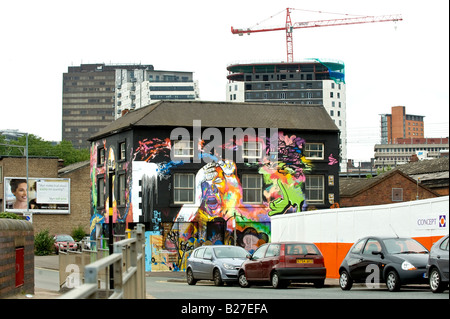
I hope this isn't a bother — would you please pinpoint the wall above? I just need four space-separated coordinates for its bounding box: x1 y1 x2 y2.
340 171 438 207
1 157 91 237
271 196 449 278
0 219 34 298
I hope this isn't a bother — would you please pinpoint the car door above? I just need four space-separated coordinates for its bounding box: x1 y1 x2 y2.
191 247 205 278
260 244 281 280
202 247 215 279
246 244 268 280
351 238 384 283
437 236 449 280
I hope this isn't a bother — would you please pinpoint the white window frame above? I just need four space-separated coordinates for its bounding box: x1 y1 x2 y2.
242 174 262 204
305 175 324 204
243 141 262 160
173 140 194 158
173 173 195 204
305 143 324 160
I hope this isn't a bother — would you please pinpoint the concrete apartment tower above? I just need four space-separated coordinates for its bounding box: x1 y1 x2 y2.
62 63 199 149
226 59 347 171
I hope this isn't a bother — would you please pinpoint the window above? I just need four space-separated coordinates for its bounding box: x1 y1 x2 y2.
173 140 194 158
119 142 126 161
118 173 126 206
242 174 262 203
305 143 324 160
363 239 381 255
305 175 324 204
252 244 268 260
174 173 195 204
243 141 262 160
97 177 105 207
98 147 105 165
392 188 403 201
265 244 281 257
350 239 366 254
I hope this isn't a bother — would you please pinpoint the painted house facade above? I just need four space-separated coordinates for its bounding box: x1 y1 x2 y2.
88 100 340 271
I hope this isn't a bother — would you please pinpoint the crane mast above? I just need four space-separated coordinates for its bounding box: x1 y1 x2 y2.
231 8 403 62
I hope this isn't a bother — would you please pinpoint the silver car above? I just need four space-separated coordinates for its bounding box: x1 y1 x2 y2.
186 245 248 286
427 234 449 293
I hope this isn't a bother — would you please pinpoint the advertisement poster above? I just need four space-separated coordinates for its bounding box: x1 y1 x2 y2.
4 177 70 214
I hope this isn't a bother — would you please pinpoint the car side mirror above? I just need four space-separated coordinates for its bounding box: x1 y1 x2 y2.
372 251 384 259
246 254 252 260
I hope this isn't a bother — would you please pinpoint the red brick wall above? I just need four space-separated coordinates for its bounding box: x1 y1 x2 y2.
340 173 438 207
0 219 34 298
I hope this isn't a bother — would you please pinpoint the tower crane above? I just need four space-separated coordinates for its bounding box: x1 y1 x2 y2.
231 8 402 63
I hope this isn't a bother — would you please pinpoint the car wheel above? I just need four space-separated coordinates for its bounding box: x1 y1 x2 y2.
186 268 197 285
238 272 250 288
386 270 401 292
339 270 353 290
271 271 287 289
314 279 325 288
429 268 446 293
213 269 224 286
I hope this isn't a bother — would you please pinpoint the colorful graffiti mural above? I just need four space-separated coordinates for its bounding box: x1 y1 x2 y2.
90 130 336 272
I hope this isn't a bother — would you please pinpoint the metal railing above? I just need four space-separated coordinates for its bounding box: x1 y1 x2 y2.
59 224 146 299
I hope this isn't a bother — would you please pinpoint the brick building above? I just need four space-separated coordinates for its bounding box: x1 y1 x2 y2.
0 156 90 236
339 169 439 208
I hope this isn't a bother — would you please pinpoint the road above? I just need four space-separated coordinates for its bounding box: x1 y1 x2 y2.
145 275 449 300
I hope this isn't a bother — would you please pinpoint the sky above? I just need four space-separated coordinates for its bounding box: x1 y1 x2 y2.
0 0 448 162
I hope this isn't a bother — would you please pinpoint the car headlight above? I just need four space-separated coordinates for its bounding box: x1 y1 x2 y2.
401 261 417 271
223 263 235 270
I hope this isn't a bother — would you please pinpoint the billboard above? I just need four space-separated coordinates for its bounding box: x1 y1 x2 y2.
4 177 70 214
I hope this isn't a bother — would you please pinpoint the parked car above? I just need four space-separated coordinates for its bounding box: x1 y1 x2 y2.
186 245 249 286
237 242 326 289
54 234 77 254
82 236 92 250
339 236 429 292
426 234 449 293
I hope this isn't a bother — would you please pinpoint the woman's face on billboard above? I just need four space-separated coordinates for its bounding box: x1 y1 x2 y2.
12 182 28 208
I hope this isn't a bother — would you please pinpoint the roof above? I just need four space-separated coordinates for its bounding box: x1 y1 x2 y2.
89 100 339 141
394 157 449 175
58 160 90 175
340 157 449 197
339 169 437 197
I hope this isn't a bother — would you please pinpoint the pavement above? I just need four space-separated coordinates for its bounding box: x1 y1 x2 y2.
3 255 340 299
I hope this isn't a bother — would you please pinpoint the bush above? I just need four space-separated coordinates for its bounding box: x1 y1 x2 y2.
0 212 24 219
71 225 86 242
35 229 55 256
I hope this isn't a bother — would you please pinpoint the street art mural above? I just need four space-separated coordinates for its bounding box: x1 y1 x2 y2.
90 130 336 272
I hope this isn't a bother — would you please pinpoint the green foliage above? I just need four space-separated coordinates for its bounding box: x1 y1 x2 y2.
0 134 89 167
34 229 55 256
0 212 24 219
71 225 86 242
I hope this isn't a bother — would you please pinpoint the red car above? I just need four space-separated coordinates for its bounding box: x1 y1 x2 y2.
54 234 78 254
238 242 326 288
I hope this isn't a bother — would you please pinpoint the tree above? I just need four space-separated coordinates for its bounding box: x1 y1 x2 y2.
0 134 89 167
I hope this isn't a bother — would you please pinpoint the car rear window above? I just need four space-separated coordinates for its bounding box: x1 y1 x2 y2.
286 244 320 255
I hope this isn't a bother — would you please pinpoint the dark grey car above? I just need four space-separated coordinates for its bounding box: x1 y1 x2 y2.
186 245 248 286
339 236 429 292
427 234 449 293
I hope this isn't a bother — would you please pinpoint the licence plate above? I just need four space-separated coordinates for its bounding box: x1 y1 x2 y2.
296 259 313 264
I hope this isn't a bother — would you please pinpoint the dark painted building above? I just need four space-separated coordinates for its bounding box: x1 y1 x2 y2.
88 100 340 271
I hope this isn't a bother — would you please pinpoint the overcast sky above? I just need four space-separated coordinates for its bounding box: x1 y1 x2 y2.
0 0 448 162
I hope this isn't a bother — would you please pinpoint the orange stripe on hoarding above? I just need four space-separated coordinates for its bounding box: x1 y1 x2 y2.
315 235 445 279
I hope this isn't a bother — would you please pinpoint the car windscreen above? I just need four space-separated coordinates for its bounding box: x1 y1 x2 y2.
56 235 74 242
383 238 428 254
286 244 320 255
213 247 248 258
